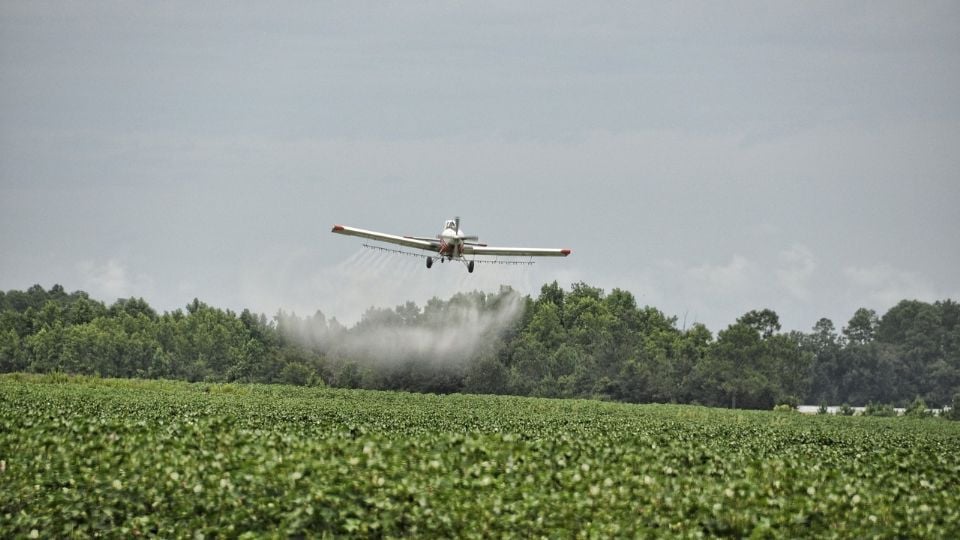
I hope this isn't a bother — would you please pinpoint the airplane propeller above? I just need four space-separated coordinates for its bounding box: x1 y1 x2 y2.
454 216 479 242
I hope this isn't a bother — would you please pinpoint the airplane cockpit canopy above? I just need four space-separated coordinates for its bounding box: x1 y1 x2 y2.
444 220 457 230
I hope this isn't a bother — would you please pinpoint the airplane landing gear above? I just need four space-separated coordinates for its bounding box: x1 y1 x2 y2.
467 260 475 273
426 257 433 269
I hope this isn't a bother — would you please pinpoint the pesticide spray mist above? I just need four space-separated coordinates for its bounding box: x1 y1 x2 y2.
338 291 521 365
270 248 532 388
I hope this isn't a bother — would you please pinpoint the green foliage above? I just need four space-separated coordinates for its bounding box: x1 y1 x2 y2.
278 361 317 386
3 375 959 537
864 402 898 417
737 308 781 339
2 284 960 412
904 397 932 418
700 322 774 409
947 394 960 421
844 308 879 345
805 319 844 405
817 403 829 415
838 403 856 416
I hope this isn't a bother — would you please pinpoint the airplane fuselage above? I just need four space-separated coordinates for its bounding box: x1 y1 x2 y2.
438 225 464 257
330 217 570 274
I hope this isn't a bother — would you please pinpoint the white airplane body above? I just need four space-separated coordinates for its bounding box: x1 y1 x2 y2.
331 217 571 273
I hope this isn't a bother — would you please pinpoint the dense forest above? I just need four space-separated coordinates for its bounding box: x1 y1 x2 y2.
2 283 958 411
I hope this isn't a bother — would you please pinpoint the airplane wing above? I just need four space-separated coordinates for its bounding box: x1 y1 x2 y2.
464 245 572 257
331 225 438 252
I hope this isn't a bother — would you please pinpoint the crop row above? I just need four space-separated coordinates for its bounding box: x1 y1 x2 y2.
2 375 959 537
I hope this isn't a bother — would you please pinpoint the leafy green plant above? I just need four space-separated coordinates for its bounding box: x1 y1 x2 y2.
864 401 897 417
904 397 931 418
2 374 959 538
947 394 960 421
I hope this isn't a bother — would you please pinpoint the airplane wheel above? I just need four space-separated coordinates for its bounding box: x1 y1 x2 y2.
467 260 475 273
426 257 433 269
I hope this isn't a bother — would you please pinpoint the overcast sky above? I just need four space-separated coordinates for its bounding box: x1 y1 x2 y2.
2 1 958 332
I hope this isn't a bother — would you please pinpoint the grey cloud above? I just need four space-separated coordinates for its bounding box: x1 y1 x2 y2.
2 2 957 331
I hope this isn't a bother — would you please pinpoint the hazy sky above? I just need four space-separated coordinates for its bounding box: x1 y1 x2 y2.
2 2 958 332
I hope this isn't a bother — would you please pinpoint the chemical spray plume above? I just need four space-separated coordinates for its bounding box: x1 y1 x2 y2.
278 287 525 367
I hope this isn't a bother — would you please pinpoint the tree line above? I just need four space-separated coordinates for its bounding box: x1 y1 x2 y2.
1 283 958 411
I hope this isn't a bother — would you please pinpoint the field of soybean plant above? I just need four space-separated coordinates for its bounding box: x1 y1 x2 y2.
2 374 959 538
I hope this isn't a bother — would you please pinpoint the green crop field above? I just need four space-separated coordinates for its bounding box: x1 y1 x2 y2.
2 374 958 538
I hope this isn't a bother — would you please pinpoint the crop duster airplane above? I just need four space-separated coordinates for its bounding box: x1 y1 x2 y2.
331 217 571 273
